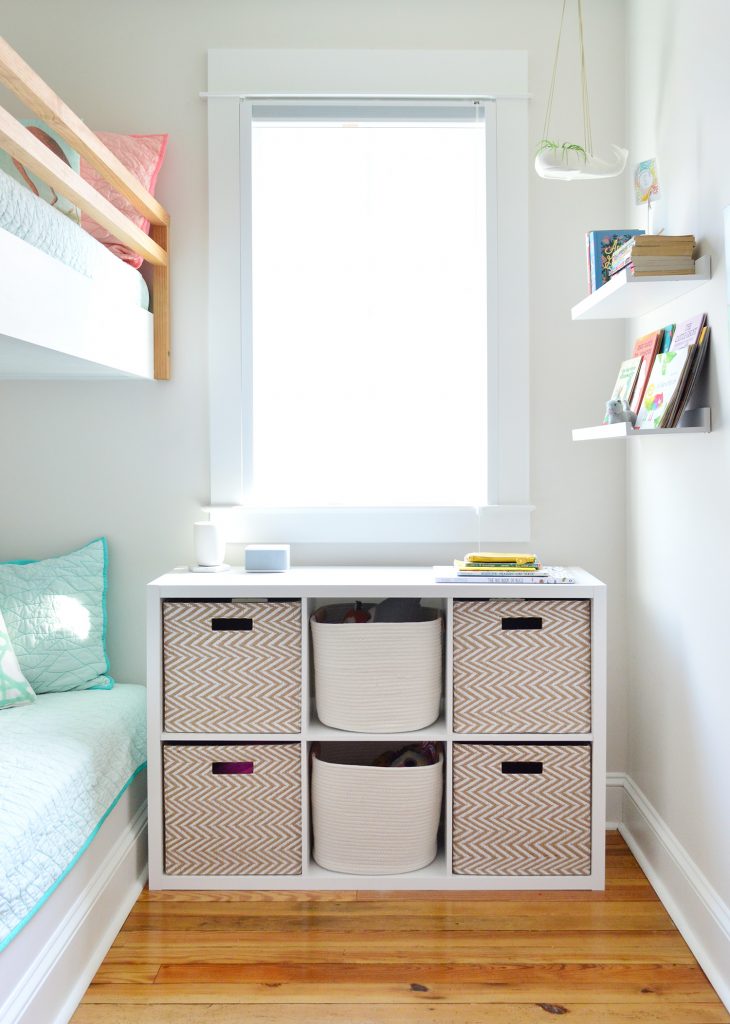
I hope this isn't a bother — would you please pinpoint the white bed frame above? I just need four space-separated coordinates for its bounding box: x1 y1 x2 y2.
0 770 147 1024
0 229 155 379
0 35 170 380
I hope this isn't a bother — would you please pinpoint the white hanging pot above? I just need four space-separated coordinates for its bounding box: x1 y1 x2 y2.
537 0 628 183
535 143 628 181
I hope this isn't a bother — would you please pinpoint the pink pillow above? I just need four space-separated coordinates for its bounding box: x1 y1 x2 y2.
80 132 168 267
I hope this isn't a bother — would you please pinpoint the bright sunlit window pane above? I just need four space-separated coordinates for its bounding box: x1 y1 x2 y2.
250 110 488 507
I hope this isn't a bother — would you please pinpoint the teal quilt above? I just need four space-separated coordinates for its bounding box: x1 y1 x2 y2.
0 685 146 950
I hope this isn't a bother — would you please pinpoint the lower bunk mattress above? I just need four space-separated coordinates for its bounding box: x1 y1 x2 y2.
0 684 146 951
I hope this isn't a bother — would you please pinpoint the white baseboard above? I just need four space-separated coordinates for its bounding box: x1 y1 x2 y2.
605 771 625 829
1 774 148 1024
619 774 730 1014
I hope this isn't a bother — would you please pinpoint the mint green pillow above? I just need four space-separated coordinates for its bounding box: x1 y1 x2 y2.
0 608 36 709
0 538 113 693
0 118 81 223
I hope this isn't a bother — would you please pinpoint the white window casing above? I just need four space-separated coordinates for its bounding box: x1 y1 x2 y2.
207 50 530 544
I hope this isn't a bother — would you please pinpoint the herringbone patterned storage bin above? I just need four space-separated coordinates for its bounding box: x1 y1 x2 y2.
452 743 591 876
163 743 302 875
163 600 301 733
452 599 591 734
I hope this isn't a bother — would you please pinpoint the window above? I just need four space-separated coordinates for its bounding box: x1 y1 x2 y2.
207 50 529 543
248 102 489 509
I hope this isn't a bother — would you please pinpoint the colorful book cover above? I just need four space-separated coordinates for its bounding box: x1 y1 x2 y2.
455 562 541 574
663 325 711 427
630 330 662 416
635 350 691 429
606 357 642 419
586 229 644 291
659 324 676 353
669 313 706 352
463 552 537 565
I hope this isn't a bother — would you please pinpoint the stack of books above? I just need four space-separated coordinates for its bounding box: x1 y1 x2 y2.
605 314 710 430
433 556 576 585
609 234 696 278
635 314 709 429
453 552 543 578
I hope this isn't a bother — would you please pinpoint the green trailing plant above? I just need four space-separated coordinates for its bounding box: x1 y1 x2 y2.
536 138 588 162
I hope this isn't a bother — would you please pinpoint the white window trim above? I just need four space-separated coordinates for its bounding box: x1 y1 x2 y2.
207 49 530 544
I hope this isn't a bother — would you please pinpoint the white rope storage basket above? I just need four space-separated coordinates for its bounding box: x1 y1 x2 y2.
311 747 444 874
311 605 443 732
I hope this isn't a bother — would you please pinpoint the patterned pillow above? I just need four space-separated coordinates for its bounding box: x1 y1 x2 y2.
80 132 168 268
0 538 113 693
0 608 36 710
0 118 81 223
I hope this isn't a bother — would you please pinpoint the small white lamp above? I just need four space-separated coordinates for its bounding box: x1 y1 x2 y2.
191 520 230 573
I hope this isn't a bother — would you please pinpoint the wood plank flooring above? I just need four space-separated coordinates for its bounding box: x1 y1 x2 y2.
71 832 729 1023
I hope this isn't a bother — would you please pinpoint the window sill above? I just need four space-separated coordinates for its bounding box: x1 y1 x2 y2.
208 505 533 545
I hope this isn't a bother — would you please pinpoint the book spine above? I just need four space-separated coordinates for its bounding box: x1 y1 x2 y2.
587 233 601 293
457 572 549 579
586 232 595 292
609 254 633 277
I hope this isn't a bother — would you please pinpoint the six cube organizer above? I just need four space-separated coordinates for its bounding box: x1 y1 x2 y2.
147 566 607 890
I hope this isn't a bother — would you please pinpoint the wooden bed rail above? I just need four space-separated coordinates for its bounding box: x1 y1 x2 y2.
0 36 170 380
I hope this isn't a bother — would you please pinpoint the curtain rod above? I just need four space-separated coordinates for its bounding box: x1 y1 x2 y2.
199 92 531 101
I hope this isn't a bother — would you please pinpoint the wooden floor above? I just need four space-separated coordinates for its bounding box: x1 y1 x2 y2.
71 832 729 1023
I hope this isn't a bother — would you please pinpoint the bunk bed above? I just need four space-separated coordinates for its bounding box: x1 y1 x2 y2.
0 36 170 380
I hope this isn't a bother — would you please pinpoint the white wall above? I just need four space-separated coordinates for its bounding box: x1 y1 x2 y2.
0 0 629 769
625 0 730 918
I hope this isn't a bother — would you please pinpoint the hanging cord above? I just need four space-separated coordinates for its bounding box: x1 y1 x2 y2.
577 0 593 155
542 0 568 142
542 0 594 156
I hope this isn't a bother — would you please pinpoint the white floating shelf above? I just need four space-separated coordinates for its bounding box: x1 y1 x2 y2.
571 254 711 321
572 407 711 441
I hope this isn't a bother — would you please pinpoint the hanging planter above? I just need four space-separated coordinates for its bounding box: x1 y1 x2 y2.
535 140 628 181
535 0 627 181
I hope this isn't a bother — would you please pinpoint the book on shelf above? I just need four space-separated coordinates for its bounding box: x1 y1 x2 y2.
633 234 695 250
632 266 696 277
462 552 537 566
609 234 696 277
661 325 710 428
634 350 688 429
629 330 663 416
586 229 644 292
660 324 676 353
454 565 549 579
631 256 695 270
635 315 707 429
605 357 642 420
434 566 576 585
667 312 706 351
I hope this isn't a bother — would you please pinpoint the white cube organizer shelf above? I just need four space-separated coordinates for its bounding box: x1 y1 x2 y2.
147 566 607 890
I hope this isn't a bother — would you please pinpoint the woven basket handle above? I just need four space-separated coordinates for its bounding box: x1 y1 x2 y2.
501 761 543 775
211 617 253 631
212 761 254 775
501 616 542 631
